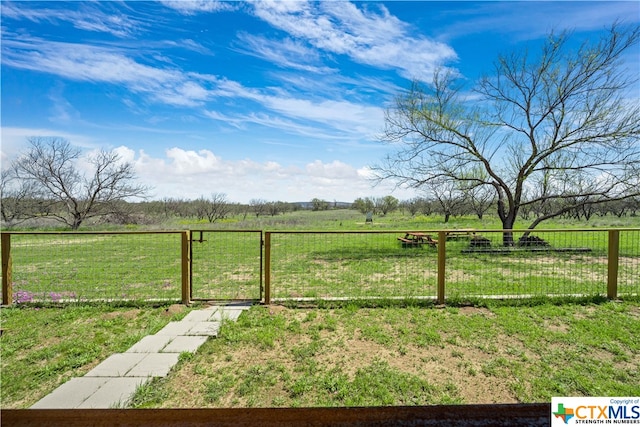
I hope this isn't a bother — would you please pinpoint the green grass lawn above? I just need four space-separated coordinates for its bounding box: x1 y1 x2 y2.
0 302 191 408
2 299 638 409
126 299 640 408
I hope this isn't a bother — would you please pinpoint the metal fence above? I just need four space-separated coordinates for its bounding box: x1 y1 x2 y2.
265 231 438 301
190 230 263 301
263 229 639 303
2 229 639 305
1 231 187 305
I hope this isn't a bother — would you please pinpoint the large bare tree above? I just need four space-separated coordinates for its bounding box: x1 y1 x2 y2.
375 24 640 245
11 137 149 229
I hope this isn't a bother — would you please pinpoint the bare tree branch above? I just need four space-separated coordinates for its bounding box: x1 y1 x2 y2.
373 23 640 244
10 137 150 229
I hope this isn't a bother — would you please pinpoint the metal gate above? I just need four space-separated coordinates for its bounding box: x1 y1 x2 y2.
190 230 263 301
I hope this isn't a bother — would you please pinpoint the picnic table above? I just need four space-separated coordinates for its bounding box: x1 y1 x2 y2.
397 232 438 248
444 229 476 240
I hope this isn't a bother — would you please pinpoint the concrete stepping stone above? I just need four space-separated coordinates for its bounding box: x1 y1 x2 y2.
182 310 218 322
186 321 220 336
126 335 174 353
162 336 208 353
155 321 196 336
85 353 146 377
125 353 180 378
76 377 146 409
31 377 110 409
219 308 246 321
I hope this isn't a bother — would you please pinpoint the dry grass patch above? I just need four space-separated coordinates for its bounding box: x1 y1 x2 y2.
131 301 639 408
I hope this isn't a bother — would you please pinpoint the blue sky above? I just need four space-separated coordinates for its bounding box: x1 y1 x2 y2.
2 1 639 203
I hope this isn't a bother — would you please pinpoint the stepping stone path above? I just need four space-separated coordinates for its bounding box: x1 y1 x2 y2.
31 303 251 409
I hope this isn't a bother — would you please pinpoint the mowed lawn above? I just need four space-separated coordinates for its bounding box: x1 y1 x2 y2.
129 300 640 408
1 299 639 409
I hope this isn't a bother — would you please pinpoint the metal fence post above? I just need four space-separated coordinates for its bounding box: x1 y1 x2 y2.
264 232 271 305
181 231 191 305
607 230 620 299
1 233 12 306
437 230 446 305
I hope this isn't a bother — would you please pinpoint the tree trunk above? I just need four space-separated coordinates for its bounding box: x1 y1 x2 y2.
501 214 516 247
71 216 83 230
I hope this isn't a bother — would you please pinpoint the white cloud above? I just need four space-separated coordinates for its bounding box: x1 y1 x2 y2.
159 1 236 15
250 1 458 80
112 146 137 164
235 32 336 74
1 2 141 38
128 147 410 202
1 36 216 107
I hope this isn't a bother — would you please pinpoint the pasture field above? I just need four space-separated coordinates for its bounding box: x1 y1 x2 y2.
3 211 639 303
3 232 184 303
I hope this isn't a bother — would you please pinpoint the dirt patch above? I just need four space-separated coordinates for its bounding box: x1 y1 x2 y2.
573 305 597 320
266 305 288 315
162 309 527 407
458 306 496 317
163 304 185 317
102 309 141 320
628 305 640 318
544 320 570 333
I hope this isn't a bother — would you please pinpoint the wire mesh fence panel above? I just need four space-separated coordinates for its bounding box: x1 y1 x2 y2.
190 230 262 300
269 232 438 301
2 228 637 305
5 232 182 304
446 230 609 298
619 229 640 296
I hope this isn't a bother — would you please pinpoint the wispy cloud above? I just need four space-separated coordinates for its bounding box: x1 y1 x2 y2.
250 0 458 80
1 31 385 141
1 2 142 38
204 110 355 142
206 79 386 139
1 35 216 107
256 93 383 138
159 0 236 15
235 32 336 74
163 38 214 56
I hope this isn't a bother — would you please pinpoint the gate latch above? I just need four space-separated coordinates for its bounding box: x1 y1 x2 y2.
191 231 207 243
